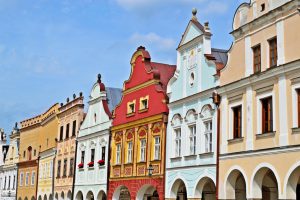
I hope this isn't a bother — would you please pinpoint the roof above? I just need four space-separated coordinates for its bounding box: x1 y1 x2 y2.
150 62 176 91
205 48 228 76
106 87 122 112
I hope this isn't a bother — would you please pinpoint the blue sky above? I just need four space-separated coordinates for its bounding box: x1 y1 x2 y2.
0 0 245 136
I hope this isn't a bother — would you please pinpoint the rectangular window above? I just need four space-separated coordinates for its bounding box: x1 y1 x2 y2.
101 146 105 161
66 123 70 139
253 45 261 73
72 120 77 136
175 128 181 157
269 37 277 67
140 139 146 162
189 125 196 155
154 136 161 160
13 175 15 189
20 173 24 186
297 89 300 127
57 160 61 178
233 106 242 139
116 144 121 164
50 161 53 178
63 159 67 177
261 96 273 133
4 176 6 189
8 176 10 189
25 172 29 186
45 163 48 178
127 142 132 163
91 149 95 162
129 103 135 113
23 151 25 158
69 158 74 176
60 126 64 141
81 151 85 164
204 121 212 153
31 171 35 185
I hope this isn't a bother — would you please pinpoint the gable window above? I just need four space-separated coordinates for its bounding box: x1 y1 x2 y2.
57 160 61 178
129 103 135 113
269 37 277 67
140 139 146 162
20 173 24 186
101 146 106 161
60 126 64 141
31 171 35 185
81 151 85 164
253 45 261 73
63 159 67 177
233 106 242 139
204 121 212 153
66 123 70 139
25 172 29 186
116 144 121 164
261 96 273 133
72 120 77 136
141 99 148 109
69 158 74 176
154 136 161 160
91 149 95 162
189 125 196 155
139 96 149 110
175 128 181 157
127 142 133 163
127 100 136 115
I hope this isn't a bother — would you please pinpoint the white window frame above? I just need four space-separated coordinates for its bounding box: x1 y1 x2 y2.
154 136 161 160
204 120 212 153
174 128 181 157
25 172 29 186
20 173 24 186
189 125 196 155
140 139 146 162
31 171 35 185
116 144 121 164
127 141 133 163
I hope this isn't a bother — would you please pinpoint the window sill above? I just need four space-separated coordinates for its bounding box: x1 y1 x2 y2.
199 152 214 158
183 154 197 159
138 108 148 113
88 166 94 170
228 137 244 144
170 157 182 161
151 159 161 162
124 162 133 166
113 164 121 167
292 127 300 134
137 161 146 164
256 131 275 139
126 113 135 117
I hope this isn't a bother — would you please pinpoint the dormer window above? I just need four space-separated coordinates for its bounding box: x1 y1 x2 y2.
127 100 136 115
139 96 149 111
129 103 135 113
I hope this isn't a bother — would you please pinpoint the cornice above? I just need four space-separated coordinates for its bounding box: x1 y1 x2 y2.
123 79 160 95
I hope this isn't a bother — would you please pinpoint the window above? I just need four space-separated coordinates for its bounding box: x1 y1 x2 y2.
13 175 15 189
269 37 277 67
66 123 70 139
45 163 48 178
72 120 77 136
204 121 212 153
57 160 61 178
129 103 135 113
63 159 67 177
27 146 32 160
233 106 242 139
20 173 24 186
154 136 161 160
141 99 148 109
4 176 6 189
253 45 261 73
189 125 196 155
25 172 29 186
261 3 265 11
23 151 25 158
81 151 85 164
8 176 10 189
116 144 121 164
91 149 95 162
101 146 106 161
298 90 300 127
127 142 133 163
33 149 36 157
60 126 64 141
50 161 53 178
69 158 74 176
31 171 35 185
175 128 181 157
261 97 273 133
140 139 146 162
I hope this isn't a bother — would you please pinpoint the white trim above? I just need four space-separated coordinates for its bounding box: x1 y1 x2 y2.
221 95 228 154
278 74 288 146
276 20 285 65
245 36 253 77
193 173 216 198
168 176 189 198
246 87 254 150
283 160 300 199
292 83 300 128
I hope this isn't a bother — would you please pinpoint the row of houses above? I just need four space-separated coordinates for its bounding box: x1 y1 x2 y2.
0 0 299 199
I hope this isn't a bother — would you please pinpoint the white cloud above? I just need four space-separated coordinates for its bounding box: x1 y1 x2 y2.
129 32 176 51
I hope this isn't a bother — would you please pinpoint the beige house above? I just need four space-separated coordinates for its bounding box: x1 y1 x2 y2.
54 94 84 200
218 0 300 199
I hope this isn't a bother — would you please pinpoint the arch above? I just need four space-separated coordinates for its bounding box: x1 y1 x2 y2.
184 109 197 122
24 197 28 200
49 194 53 200
67 190 72 200
38 196 42 200
55 193 58 200
86 191 95 200
60 191 65 200
170 179 188 199
194 176 216 199
251 164 280 199
97 190 107 200
44 194 47 200
75 191 83 200
284 161 300 199
136 184 158 200
18 197 22 200
31 196 35 200
112 185 131 200
200 104 214 119
171 114 183 126
225 168 247 200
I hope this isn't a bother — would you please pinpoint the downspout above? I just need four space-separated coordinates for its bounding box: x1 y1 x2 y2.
71 139 78 200
107 128 112 198
36 156 40 200
52 149 56 199
163 113 168 200
15 164 19 199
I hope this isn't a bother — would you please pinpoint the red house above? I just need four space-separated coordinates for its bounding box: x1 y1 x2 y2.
108 46 175 200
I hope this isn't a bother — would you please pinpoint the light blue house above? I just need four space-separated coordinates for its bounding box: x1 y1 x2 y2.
165 9 227 200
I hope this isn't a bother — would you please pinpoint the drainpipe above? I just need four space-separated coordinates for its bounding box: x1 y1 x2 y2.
107 129 112 198
16 164 19 200
72 139 78 200
36 156 40 200
52 149 56 199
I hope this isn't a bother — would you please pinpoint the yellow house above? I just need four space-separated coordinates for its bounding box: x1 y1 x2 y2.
217 0 300 199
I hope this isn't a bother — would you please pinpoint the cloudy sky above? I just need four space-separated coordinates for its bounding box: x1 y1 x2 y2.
0 0 244 137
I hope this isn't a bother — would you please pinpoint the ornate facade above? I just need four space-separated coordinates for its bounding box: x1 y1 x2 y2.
165 9 227 200
0 128 9 199
54 93 84 200
74 75 121 200
217 0 300 199
108 46 175 200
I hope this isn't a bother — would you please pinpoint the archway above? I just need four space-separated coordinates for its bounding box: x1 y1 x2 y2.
24 197 28 200
86 191 95 200
136 184 159 200
67 190 72 200
225 169 246 200
285 164 300 199
61 191 65 200
112 185 131 200
97 190 107 200
44 194 47 200
49 194 53 200
195 177 216 200
75 191 83 200
18 198 22 200
31 196 36 200
171 179 187 200
55 193 58 200
38 196 42 200
252 167 279 200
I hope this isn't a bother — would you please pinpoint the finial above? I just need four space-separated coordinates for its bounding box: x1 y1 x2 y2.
137 46 145 51
66 97 69 103
15 122 18 129
192 8 197 19
97 74 101 83
73 93 76 99
79 92 83 97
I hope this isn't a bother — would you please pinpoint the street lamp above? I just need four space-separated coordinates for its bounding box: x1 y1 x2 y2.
147 164 154 177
